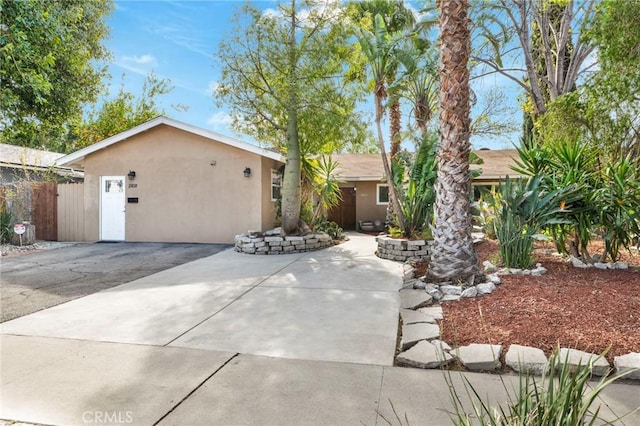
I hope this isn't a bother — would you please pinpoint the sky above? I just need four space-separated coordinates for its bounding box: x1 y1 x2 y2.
105 0 522 151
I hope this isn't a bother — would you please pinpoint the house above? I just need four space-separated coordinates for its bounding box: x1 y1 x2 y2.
0 143 81 183
328 150 522 230
57 116 284 244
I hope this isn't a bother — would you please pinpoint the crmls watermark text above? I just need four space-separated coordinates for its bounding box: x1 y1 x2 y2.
82 411 134 424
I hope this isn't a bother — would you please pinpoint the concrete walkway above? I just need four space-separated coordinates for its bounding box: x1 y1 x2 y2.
2 233 638 425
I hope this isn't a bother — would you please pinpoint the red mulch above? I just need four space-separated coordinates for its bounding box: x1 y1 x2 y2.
424 240 640 364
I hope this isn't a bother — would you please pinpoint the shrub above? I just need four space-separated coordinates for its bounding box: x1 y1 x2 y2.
313 219 344 240
447 348 638 425
490 176 576 269
0 209 12 244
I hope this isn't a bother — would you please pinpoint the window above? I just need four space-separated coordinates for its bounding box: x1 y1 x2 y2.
271 169 281 201
376 184 389 205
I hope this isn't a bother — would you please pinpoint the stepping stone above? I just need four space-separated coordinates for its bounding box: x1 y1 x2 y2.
418 306 443 320
454 344 502 371
397 341 453 369
614 352 640 380
400 289 433 309
505 344 548 375
400 309 436 325
430 339 452 351
401 323 440 350
558 348 610 376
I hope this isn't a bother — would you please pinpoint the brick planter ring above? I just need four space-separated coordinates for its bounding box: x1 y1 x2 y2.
376 235 432 262
235 233 333 254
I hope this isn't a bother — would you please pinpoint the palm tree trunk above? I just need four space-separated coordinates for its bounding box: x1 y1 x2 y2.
429 0 479 285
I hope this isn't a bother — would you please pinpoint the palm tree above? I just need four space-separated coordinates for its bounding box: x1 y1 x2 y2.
355 14 406 233
429 0 480 284
350 0 416 158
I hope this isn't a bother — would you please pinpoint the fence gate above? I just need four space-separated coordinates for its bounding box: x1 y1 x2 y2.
57 182 84 241
32 182 58 241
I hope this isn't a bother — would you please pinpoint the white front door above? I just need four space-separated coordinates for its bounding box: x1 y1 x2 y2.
100 176 125 241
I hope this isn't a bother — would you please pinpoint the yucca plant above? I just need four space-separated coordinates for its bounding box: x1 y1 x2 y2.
447 348 638 425
491 176 577 269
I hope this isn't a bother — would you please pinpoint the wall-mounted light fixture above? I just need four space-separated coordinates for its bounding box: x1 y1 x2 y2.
243 167 251 178
127 170 136 180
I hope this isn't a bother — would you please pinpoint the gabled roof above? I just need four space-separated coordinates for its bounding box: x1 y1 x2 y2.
332 149 523 184
0 143 65 169
57 116 285 168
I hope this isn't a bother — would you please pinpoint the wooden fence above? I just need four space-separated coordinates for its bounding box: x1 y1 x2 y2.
57 182 85 241
32 182 58 241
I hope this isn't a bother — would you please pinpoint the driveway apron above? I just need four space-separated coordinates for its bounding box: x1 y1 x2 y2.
1 233 402 365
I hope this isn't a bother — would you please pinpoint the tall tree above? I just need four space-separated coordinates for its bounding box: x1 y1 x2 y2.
68 73 186 152
216 0 367 234
0 0 113 149
477 0 597 117
429 0 480 284
349 0 416 158
356 14 406 233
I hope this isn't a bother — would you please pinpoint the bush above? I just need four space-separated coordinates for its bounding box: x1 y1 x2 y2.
490 176 575 269
0 209 12 244
313 219 344 240
447 348 638 425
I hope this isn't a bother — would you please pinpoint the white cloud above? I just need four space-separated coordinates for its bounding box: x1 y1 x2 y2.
122 54 157 66
207 111 233 127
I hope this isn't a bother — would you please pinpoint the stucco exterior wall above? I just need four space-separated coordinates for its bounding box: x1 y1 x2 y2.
354 181 387 225
82 125 273 243
260 157 280 231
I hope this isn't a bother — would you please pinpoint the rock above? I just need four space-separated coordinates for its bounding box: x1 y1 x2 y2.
400 289 433 309
397 341 453 369
418 306 443 320
476 282 496 295
496 268 510 275
440 285 462 295
486 274 501 285
440 294 460 302
413 280 426 290
521 269 531 275
402 278 421 290
613 261 629 270
265 227 283 236
403 264 415 280
510 268 523 275
454 344 503 371
400 308 436 325
531 266 547 276
613 353 640 380
505 344 548 375
570 256 591 268
430 339 452 351
401 323 441 350
427 289 443 301
594 262 609 270
482 260 498 273
557 348 610 376
461 287 478 298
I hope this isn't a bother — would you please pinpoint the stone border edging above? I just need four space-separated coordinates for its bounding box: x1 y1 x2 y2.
396 262 640 380
234 232 333 255
375 235 431 262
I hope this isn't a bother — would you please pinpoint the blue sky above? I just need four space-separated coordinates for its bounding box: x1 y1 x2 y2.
105 0 521 151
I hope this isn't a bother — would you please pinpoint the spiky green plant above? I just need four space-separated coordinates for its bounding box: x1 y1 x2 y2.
447 348 638 425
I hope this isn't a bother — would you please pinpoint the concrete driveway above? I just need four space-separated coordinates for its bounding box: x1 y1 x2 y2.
0 233 403 365
0 242 229 322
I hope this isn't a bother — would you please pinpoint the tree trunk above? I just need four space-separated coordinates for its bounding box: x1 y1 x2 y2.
390 100 402 158
430 0 480 285
374 84 405 233
281 0 301 235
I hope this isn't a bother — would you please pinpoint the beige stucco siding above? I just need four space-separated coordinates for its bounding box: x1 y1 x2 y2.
261 157 280 231
83 125 268 243
354 181 387 224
